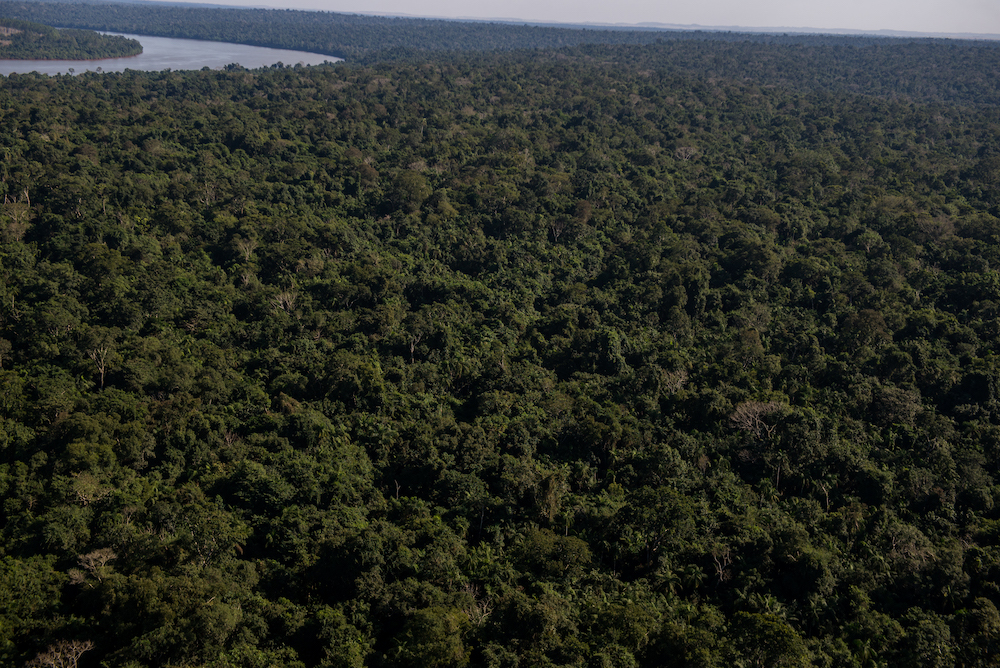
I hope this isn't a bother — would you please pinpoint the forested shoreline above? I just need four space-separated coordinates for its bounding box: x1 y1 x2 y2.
2 5 1000 668
2 0 998 65
0 17 140 60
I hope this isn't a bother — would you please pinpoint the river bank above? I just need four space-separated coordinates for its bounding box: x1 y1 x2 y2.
0 32 338 75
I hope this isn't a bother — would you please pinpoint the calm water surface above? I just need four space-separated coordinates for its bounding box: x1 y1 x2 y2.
0 33 339 76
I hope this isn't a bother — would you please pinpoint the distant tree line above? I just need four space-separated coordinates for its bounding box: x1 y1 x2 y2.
0 17 140 59
2 0 997 67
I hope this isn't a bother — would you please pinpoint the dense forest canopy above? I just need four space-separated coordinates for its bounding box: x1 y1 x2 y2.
0 17 140 59
3 4 1000 668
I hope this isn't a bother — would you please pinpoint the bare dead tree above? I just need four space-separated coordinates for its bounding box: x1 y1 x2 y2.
73 548 117 585
273 290 297 314
711 545 732 583
408 332 422 363
674 145 699 160
88 346 111 389
235 236 258 262
2 187 33 242
730 401 785 439
26 640 94 668
662 368 689 394
461 583 494 627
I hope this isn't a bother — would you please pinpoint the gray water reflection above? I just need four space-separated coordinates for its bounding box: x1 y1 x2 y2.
0 33 339 76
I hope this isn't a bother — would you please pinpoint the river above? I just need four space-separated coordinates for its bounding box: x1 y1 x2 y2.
0 33 339 76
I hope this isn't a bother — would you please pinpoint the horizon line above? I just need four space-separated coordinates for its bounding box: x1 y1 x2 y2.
105 1 1000 42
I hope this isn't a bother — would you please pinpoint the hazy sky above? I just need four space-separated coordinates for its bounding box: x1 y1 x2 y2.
196 0 999 36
